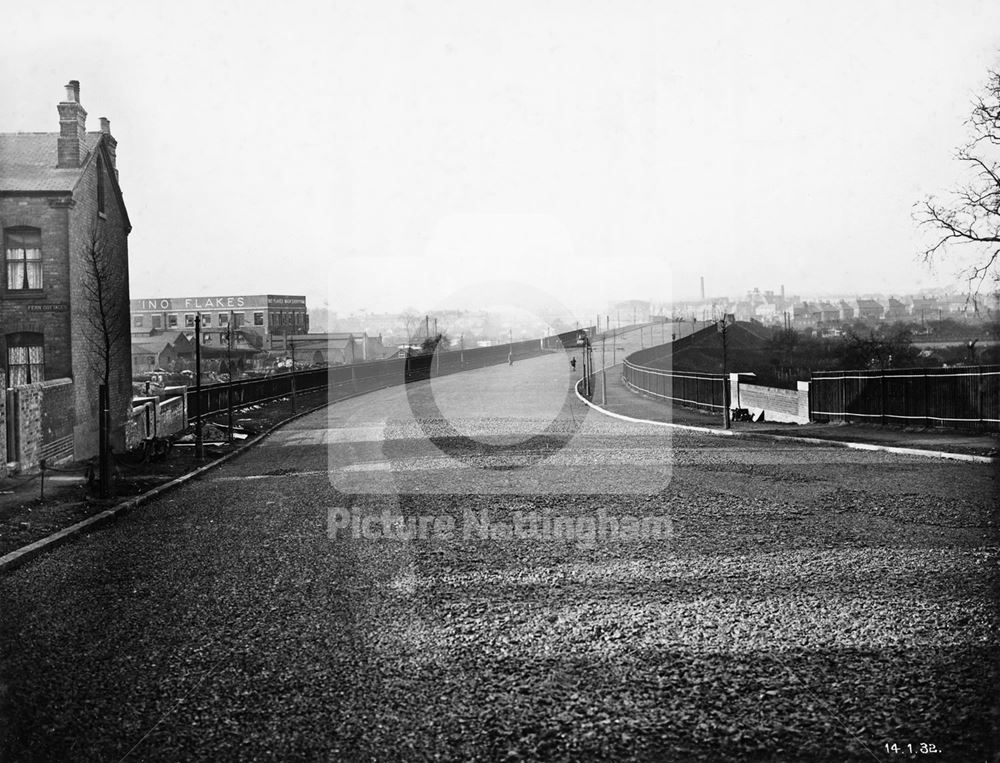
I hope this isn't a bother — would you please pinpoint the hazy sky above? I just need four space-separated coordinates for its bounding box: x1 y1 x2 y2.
3 1 999 314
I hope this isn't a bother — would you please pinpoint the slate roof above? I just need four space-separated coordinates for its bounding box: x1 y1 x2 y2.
0 131 103 192
131 336 178 355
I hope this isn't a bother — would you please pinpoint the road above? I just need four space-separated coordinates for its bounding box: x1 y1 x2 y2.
1 351 997 761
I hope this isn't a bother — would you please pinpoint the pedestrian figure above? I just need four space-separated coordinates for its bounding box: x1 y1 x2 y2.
570 357 577 371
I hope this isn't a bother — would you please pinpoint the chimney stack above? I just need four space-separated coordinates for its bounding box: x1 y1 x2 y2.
99 116 118 178
57 80 87 168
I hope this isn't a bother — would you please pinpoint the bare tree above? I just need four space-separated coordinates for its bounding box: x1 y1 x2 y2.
916 65 1000 297
400 310 420 344
79 220 129 495
80 221 129 386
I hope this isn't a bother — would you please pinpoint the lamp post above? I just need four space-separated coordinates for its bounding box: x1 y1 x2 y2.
195 314 204 460
718 315 732 430
290 337 297 413
601 331 607 405
226 312 234 444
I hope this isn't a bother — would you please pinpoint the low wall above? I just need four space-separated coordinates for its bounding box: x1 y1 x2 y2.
734 376 810 424
126 394 188 450
0 371 6 478
6 378 75 472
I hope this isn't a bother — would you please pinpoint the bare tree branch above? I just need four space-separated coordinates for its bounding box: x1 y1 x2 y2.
79 220 129 386
917 62 1000 298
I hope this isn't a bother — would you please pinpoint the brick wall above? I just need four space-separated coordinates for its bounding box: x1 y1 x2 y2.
68 140 132 459
0 196 74 380
125 393 186 451
0 370 6 478
7 378 75 471
157 395 187 438
39 378 74 463
126 400 154 449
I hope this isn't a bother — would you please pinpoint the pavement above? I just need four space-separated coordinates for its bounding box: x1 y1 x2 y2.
1 348 997 761
591 362 1000 459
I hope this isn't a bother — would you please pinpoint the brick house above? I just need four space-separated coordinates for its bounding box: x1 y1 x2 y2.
0 80 132 459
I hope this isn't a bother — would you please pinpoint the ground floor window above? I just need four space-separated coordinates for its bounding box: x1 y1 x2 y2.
6 333 44 385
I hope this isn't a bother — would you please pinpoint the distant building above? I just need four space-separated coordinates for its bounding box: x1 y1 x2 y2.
855 298 884 321
130 294 308 350
884 297 907 321
0 80 132 458
838 300 855 322
131 332 192 373
273 332 392 365
815 302 840 324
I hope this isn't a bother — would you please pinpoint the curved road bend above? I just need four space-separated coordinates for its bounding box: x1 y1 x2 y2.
1 352 996 761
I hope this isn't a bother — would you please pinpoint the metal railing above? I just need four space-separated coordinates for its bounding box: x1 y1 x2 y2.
185 329 599 420
622 358 726 412
810 365 1000 431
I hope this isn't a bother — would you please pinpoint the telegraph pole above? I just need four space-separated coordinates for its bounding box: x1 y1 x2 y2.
601 331 607 405
290 337 298 413
226 311 234 444
195 314 204 460
719 317 731 430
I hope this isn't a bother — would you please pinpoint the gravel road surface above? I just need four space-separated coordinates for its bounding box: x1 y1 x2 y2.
1 352 996 761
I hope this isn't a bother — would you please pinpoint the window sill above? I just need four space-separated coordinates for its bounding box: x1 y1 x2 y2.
2 290 46 298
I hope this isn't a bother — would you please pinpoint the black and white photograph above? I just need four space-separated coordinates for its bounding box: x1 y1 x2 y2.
1 1 998 760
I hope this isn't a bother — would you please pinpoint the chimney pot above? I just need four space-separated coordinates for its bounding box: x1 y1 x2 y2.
65 80 80 103
100 117 110 134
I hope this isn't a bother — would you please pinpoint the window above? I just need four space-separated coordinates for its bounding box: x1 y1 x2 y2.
5 228 42 290
218 312 229 326
97 157 106 214
234 313 245 327
184 313 196 328
151 314 163 330
133 315 144 328
253 311 265 326
201 313 212 327
6 333 44 385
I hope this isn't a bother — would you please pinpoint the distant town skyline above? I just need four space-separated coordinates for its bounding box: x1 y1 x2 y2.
3 1 1000 315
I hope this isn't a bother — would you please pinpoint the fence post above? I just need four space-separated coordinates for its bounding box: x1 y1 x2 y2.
880 369 887 426
923 371 930 428
840 372 847 423
979 365 985 431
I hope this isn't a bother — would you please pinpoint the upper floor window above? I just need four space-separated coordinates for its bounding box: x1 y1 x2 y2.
133 314 144 328
218 312 230 326
253 311 265 326
167 314 178 328
151 314 163 330
6 332 44 386
97 157 106 214
5 228 42 290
